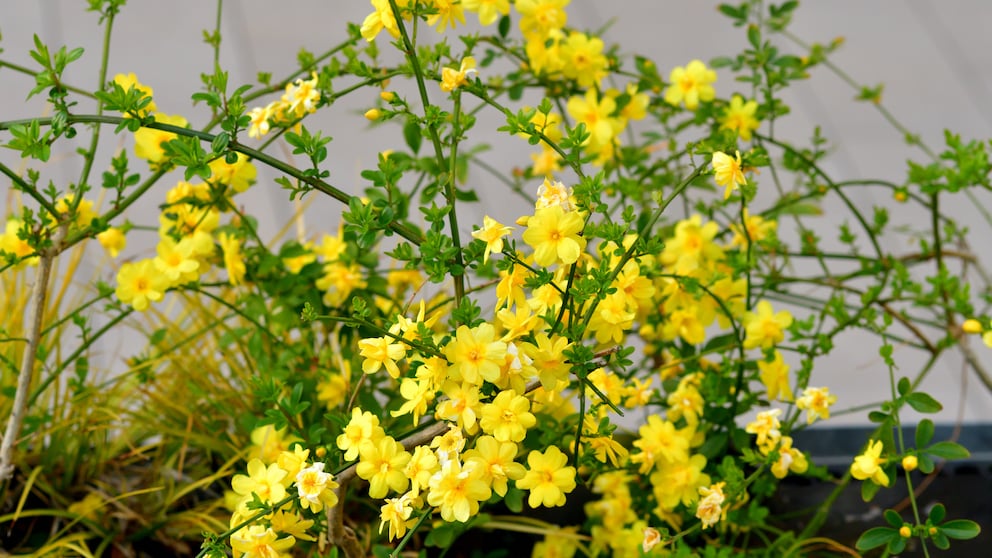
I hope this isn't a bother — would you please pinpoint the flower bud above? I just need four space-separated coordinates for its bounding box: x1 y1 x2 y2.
379 91 396 102
962 319 983 334
364 108 381 121
899 525 912 538
902 455 918 472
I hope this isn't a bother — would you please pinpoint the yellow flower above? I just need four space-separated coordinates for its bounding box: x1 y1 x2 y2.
282 72 320 118
961 318 983 334
209 152 257 193
444 323 507 385
231 458 288 505
336 407 385 461
516 446 576 508
712 150 747 199
268 510 315 542
650 453 710 512
154 236 200 286
642 527 663 553
97 227 126 258
743 300 792 350
404 445 440 496
115 259 170 311
660 214 724 275
631 415 690 473
588 291 635 345
745 408 782 451
356 436 411 498
524 29 565 77
566 89 622 149
359 335 407 378
295 462 339 513
560 31 608 88
464 435 526 496
361 0 402 42
426 0 465 32
479 390 535 443
364 108 381 121
380 492 417 540
664 60 717 110
522 205 586 267
516 0 569 40
850 439 889 486
695 482 727 529
114 72 158 118
249 425 302 464
436 381 483 430
53 195 96 229
0 219 37 265
731 209 777 247
758 350 792 402
522 333 571 390
230 525 295 558
769 436 808 479
247 104 273 139
134 113 188 164
427 459 492 522
316 261 366 306
471 216 513 262
113 72 157 116
440 57 477 92
720 95 760 141
535 177 574 211
463 0 510 26
796 386 837 425
218 232 247 286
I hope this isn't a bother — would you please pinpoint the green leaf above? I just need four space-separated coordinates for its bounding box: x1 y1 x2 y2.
855 526 896 551
929 503 946 524
940 519 981 540
915 418 935 447
926 441 970 460
897 376 910 396
884 509 903 528
504 486 523 513
747 24 761 48
403 117 422 154
906 392 942 413
497 14 510 38
861 477 881 502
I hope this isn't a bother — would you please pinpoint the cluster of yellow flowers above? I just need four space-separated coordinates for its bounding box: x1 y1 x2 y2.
109 74 258 311
247 72 322 139
224 427 338 558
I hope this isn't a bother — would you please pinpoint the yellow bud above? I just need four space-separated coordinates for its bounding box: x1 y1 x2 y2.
893 190 908 203
899 525 912 538
962 319 983 334
315 447 327 458
902 455 918 472
364 108 381 121
380 91 395 102
928 526 938 535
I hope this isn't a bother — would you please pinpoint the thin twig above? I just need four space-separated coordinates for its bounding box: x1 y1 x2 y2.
0 223 67 484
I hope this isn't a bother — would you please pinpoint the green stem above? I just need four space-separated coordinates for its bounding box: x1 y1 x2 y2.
386 0 466 305
77 6 116 192
0 114 425 246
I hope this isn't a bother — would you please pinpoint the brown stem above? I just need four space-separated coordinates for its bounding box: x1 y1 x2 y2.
0 223 67 484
